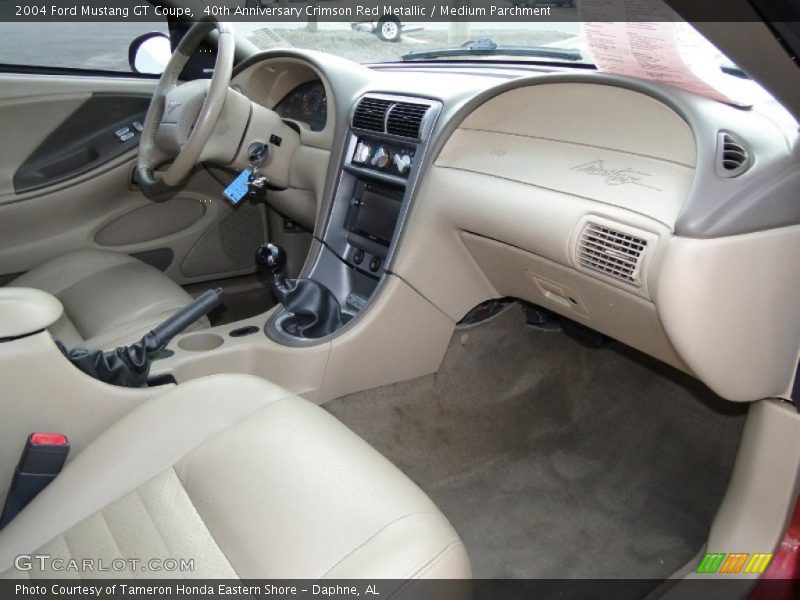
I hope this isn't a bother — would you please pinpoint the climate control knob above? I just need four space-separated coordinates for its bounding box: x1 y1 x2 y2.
395 153 412 175
371 146 392 170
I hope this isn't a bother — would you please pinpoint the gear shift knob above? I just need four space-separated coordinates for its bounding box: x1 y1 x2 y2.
257 243 291 306
255 242 344 339
256 243 286 275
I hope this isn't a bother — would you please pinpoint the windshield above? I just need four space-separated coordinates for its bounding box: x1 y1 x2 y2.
239 21 589 64
0 5 762 106
237 17 766 105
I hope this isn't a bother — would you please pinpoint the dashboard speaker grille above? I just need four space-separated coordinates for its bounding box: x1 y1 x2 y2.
386 102 429 139
352 97 393 133
577 223 647 286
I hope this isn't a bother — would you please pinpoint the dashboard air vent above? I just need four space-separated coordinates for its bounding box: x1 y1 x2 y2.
352 97 393 133
386 102 429 139
577 223 647 287
717 132 751 177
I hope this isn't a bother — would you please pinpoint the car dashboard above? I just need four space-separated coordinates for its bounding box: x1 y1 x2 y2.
230 50 800 404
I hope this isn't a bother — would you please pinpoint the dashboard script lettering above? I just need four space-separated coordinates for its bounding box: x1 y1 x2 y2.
571 160 663 191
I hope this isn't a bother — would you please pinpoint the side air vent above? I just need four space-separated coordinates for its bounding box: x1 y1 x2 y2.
716 132 751 177
386 102 429 139
352 97 393 133
577 223 648 287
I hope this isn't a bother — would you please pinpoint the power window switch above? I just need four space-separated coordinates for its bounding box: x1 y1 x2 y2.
132 121 144 133
115 127 134 142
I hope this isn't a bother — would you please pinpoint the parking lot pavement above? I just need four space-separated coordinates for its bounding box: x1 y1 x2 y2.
0 22 168 71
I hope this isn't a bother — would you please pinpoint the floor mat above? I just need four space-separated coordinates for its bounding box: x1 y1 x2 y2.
325 304 747 580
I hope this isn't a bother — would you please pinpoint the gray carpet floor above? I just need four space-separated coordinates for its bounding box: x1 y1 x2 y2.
325 304 747 580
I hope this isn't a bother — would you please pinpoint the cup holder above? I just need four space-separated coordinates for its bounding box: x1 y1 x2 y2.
177 332 224 352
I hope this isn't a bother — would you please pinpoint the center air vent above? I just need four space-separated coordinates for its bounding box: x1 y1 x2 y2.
577 223 648 287
352 97 393 133
716 132 751 177
352 96 429 139
386 102 428 139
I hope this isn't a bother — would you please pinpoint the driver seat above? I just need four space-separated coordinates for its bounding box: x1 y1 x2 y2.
7 249 208 349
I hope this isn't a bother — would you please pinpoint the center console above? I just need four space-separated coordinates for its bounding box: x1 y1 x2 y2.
266 93 442 344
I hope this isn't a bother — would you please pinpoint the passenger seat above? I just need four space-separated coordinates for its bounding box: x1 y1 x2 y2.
8 250 208 350
0 375 470 579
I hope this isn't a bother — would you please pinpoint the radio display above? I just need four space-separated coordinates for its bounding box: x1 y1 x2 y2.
349 186 402 247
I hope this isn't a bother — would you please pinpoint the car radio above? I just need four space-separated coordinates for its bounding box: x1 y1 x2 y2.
344 180 404 274
347 181 403 247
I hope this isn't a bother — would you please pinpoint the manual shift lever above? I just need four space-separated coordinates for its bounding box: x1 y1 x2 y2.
256 242 290 296
58 288 225 388
256 243 344 339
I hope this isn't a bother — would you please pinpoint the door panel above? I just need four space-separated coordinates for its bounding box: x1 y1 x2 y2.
0 73 265 285
14 94 149 193
0 73 157 199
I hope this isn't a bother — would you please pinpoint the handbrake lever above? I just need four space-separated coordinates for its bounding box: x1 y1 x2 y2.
57 288 225 388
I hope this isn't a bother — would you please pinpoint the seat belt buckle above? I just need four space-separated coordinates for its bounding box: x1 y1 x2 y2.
0 433 70 529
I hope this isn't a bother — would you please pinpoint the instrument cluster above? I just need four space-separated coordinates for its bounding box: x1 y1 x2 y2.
273 80 328 132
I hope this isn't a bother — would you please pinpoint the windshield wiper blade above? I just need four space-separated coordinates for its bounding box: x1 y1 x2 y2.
402 38 582 62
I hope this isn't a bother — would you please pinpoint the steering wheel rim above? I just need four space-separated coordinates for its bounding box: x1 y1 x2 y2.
136 18 234 199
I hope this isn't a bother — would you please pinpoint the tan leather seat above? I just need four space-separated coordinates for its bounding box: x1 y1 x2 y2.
0 375 470 580
8 249 207 349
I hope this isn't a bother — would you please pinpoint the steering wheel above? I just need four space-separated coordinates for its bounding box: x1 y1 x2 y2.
136 18 235 199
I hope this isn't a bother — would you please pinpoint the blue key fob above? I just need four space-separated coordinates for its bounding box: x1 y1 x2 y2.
223 170 250 205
